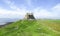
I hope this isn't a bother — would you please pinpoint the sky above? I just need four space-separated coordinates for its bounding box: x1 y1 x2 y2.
0 0 60 19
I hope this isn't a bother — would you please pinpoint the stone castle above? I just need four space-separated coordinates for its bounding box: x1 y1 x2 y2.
24 13 35 19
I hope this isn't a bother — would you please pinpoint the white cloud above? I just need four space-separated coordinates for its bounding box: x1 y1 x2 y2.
0 0 28 19
52 4 60 15
52 4 60 11
0 8 26 19
51 4 60 18
33 4 60 19
0 0 60 19
3 0 22 11
33 9 56 19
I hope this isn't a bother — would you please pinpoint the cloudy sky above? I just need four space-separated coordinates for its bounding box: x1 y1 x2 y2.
0 0 60 19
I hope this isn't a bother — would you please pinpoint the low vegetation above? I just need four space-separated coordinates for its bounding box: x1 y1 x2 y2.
0 19 60 36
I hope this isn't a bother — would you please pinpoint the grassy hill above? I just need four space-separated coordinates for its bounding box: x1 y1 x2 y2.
0 19 60 36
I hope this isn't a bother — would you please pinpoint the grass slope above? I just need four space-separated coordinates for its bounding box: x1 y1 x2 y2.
0 20 60 36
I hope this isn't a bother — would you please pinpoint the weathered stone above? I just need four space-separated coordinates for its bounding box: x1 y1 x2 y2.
24 13 35 19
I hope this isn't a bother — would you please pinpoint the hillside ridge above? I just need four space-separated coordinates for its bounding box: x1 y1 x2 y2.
0 20 60 36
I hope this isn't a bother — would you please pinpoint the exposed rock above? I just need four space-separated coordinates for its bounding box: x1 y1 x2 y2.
24 13 35 19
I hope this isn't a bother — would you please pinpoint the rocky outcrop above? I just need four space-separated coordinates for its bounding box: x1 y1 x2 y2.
24 13 35 19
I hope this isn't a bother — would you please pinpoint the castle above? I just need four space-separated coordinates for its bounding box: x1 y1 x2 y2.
24 13 35 19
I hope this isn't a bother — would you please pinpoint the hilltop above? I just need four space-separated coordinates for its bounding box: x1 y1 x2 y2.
0 19 60 36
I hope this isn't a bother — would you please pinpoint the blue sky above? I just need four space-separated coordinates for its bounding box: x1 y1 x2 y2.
0 0 60 19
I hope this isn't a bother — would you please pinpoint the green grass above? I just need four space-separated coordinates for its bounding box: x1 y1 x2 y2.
0 19 60 36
